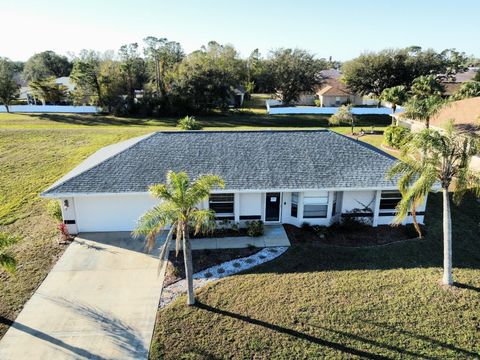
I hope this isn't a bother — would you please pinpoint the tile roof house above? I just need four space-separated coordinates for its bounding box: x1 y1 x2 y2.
42 130 427 234
315 70 364 107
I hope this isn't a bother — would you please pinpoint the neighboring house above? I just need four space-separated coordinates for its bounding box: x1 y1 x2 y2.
231 86 246 107
315 69 363 107
41 130 427 234
396 96 480 170
442 67 478 97
316 78 363 107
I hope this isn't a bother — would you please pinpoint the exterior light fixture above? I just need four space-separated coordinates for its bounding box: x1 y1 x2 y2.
63 199 69 210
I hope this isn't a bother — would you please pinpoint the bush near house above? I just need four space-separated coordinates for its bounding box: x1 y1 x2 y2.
383 125 410 149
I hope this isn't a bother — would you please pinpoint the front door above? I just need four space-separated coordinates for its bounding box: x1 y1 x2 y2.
265 192 281 222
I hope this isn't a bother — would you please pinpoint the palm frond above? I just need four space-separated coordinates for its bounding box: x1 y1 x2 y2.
132 202 178 252
190 209 217 235
185 175 225 208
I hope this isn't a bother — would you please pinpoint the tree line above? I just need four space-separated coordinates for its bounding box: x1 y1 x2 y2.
1 40 479 114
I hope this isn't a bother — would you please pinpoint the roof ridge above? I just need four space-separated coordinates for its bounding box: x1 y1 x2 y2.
42 132 156 195
153 129 330 134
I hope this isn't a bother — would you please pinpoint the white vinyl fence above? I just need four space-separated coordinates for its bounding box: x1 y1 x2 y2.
265 100 397 115
0 105 99 113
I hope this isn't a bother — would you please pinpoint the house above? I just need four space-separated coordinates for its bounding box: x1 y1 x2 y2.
315 69 364 107
441 67 479 97
41 130 427 234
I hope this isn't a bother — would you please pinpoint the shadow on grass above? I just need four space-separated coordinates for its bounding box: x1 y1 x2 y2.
195 302 389 360
362 319 479 358
28 112 391 129
453 282 480 292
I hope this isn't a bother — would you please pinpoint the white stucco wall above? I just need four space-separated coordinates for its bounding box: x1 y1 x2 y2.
74 194 159 232
341 190 376 213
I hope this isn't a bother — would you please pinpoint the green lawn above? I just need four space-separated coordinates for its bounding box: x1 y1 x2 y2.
0 111 391 338
151 193 480 359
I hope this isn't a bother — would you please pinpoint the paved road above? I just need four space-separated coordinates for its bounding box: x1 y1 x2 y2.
0 234 162 360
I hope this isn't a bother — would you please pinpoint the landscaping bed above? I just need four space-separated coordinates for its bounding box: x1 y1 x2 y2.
284 222 422 247
164 247 259 286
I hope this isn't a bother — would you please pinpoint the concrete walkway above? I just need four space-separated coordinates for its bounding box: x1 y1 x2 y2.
0 234 163 360
165 225 291 250
0 226 289 359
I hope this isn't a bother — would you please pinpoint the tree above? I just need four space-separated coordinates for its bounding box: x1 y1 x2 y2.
23 51 71 82
388 122 480 285
401 95 445 129
170 42 245 113
0 232 18 274
143 36 184 98
452 81 480 100
380 85 407 113
29 76 68 105
118 43 146 109
133 171 224 305
410 75 444 99
0 58 19 112
269 48 322 105
342 47 464 97
329 104 355 133
70 50 102 105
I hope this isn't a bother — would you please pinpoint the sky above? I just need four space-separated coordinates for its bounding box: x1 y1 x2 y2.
1 0 479 62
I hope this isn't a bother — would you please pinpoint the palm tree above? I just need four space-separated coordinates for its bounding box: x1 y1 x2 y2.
133 171 224 305
388 121 480 285
401 95 445 129
411 75 445 99
380 85 407 114
0 232 17 273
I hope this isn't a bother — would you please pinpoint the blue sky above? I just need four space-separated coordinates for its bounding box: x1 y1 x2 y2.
1 0 479 61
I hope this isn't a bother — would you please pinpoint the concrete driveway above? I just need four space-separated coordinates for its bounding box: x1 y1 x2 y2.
0 234 162 360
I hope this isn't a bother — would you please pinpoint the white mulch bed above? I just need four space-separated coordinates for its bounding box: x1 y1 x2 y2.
160 246 288 308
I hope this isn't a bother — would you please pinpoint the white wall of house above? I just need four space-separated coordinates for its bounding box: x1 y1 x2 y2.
60 188 425 234
0 105 99 113
342 190 376 212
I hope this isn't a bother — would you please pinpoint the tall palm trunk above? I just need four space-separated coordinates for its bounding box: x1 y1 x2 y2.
442 188 453 285
182 222 195 305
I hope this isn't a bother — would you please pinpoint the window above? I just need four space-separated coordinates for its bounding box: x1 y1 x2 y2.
291 192 298 217
303 192 328 218
209 193 234 216
380 191 402 211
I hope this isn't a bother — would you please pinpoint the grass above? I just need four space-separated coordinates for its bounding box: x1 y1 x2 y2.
150 193 480 359
0 110 391 339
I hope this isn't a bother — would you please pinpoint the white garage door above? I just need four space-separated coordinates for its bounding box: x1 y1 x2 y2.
74 194 159 232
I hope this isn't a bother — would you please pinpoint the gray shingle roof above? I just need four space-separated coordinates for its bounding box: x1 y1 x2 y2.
42 130 398 196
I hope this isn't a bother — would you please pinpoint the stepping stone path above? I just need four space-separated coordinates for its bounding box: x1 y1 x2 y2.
160 247 288 308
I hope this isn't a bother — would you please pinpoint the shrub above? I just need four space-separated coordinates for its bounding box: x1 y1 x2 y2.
383 125 410 149
57 223 72 242
301 222 312 230
314 99 321 107
245 220 264 237
46 200 63 222
336 213 371 232
329 104 354 127
177 115 202 130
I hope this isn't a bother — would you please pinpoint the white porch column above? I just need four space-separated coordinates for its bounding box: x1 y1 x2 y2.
326 191 334 224
298 192 304 220
234 193 240 223
372 190 382 227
